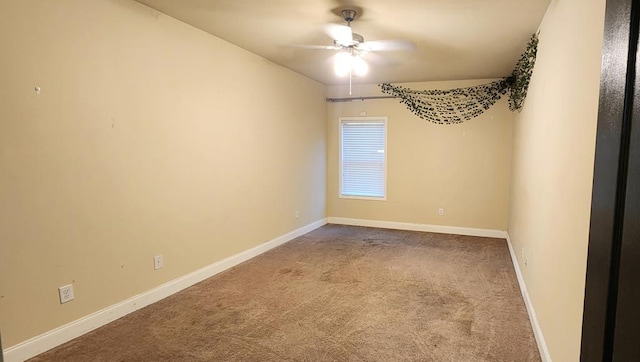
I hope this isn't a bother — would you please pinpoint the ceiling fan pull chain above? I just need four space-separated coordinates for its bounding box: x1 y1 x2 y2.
349 68 353 95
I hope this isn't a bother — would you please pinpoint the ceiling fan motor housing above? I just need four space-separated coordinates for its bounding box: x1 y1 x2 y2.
334 33 364 49
352 33 364 43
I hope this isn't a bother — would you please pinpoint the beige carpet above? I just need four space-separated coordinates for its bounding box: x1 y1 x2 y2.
30 225 540 361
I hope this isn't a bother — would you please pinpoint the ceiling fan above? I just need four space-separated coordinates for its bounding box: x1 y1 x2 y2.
301 9 416 82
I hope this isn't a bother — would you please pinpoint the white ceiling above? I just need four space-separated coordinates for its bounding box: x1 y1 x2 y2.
135 0 550 85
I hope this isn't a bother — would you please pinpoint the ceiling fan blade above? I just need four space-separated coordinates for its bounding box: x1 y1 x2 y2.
291 44 341 50
362 52 400 66
360 40 416 52
323 23 353 44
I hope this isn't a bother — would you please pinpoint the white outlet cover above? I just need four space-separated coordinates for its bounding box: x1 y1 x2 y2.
154 255 163 270
438 208 444 216
58 284 74 304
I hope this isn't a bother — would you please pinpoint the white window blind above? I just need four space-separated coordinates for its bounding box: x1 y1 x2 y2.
340 118 387 199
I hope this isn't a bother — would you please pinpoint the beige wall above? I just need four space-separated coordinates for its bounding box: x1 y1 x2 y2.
0 0 326 347
327 81 513 230
507 0 605 360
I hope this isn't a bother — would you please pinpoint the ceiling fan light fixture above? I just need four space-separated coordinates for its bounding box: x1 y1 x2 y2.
352 55 368 76
334 51 352 77
334 51 369 77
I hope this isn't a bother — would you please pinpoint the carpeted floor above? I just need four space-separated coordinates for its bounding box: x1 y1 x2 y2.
30 225 540 361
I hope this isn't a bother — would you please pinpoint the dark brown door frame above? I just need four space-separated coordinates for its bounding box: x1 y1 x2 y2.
581 0 639 360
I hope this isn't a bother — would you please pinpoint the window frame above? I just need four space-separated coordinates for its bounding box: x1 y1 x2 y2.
338 116 388 201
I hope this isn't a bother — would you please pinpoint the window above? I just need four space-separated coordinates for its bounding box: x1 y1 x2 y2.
339 117 387 200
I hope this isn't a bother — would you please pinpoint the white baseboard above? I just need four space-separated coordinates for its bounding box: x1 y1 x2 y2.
3 218 328 362
505 233 552 362
327 217 507 238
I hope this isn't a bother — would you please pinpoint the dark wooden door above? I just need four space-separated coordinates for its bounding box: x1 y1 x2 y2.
610 41 640 359
581 0 640 360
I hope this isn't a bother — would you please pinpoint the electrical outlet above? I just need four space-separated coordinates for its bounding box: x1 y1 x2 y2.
58 284 74 304
438 208 444 216
295 210 300 219
154 255 163 270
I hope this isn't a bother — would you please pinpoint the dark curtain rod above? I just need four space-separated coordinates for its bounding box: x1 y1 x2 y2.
325 95 399 103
